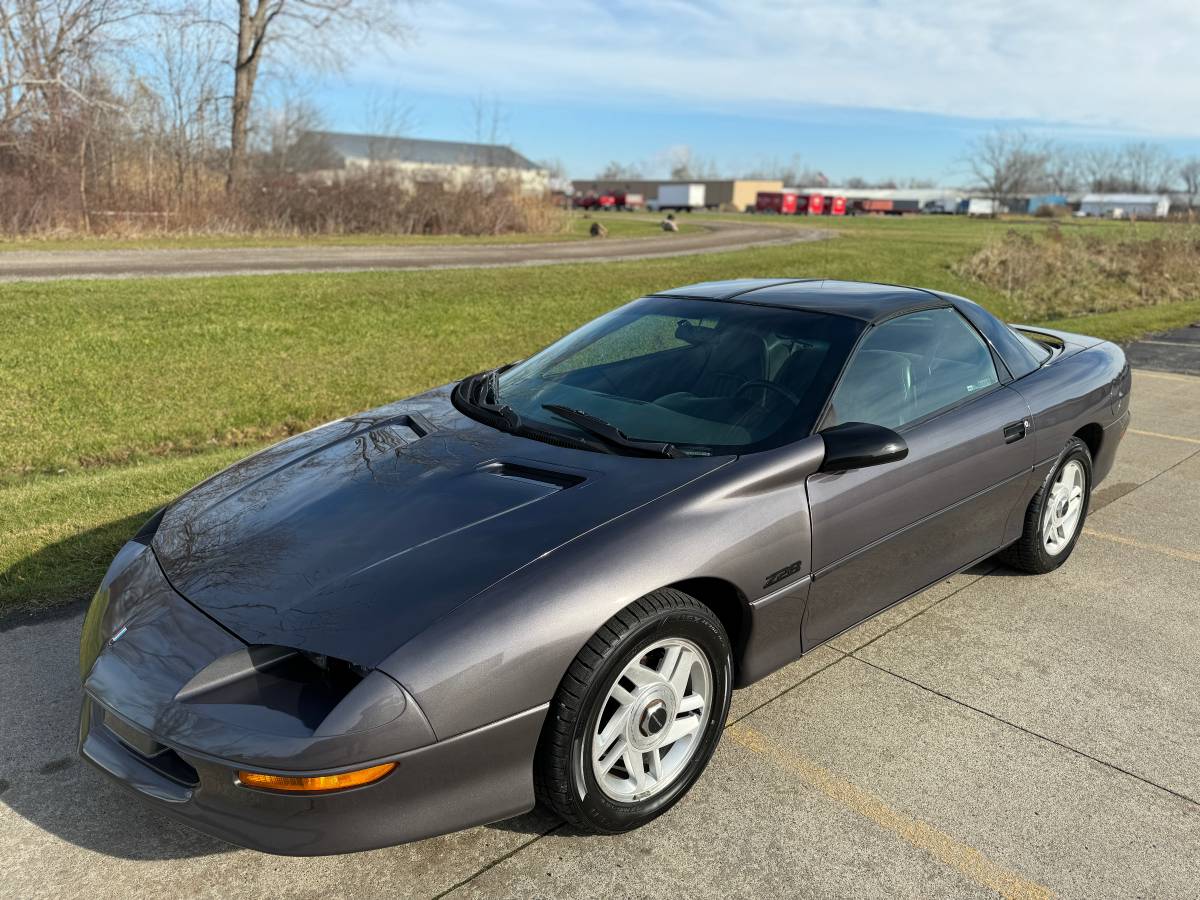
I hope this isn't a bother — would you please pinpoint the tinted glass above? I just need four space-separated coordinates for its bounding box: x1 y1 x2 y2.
946 291 1045 378
497 297 864 455
825 307 999 430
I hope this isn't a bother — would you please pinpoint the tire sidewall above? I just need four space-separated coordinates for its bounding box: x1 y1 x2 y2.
1034 439 1093 570
568 607 732 833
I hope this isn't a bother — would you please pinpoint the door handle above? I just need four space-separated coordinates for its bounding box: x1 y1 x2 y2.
1003 419 1029 443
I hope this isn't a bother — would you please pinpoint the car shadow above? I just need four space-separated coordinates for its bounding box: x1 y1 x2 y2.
1 508 151 626
0 515 554 861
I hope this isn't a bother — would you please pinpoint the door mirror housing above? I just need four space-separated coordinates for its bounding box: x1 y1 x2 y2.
818 422 908 472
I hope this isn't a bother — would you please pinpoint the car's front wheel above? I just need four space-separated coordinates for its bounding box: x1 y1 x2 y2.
1001 436 1093 573
535 589 732 833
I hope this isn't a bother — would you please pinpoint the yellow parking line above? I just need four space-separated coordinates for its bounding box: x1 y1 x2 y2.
1082 528 1200 564
1128 428 1200 445
726 725 1054 900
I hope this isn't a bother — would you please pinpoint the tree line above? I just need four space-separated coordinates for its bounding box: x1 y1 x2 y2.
0 0 407 233
965 130 1200 208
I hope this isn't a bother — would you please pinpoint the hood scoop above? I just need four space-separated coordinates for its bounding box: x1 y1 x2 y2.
480 461 586 490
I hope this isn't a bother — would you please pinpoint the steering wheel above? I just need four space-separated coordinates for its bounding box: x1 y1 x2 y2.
735 379 800 406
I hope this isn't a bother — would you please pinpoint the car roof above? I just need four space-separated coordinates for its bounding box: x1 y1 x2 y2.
648 278 949 323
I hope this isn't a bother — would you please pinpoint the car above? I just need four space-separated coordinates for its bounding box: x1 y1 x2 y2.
78 278 1131 855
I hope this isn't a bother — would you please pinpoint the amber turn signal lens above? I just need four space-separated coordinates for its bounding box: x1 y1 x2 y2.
238 762 396 793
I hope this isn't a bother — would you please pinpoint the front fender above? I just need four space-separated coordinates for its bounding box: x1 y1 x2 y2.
379 435 824 739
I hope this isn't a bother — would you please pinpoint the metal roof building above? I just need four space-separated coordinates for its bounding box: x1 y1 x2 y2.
1078 193 1170 219
292 131 548 193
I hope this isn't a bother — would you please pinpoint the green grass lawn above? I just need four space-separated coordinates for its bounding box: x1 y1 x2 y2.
0 212 701 252
3 214 1198 615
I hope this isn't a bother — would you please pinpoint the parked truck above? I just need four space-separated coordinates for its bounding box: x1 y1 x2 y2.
962 198 997 216
613 191 645 211
652 183 706 212
755 191 800 214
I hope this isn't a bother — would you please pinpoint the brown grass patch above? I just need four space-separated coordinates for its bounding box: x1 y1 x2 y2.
954 224 1200 319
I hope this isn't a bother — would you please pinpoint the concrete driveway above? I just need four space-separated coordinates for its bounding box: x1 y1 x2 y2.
2 369 1198 899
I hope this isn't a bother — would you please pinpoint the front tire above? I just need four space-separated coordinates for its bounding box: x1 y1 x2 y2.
1001 437 1093 573
535 589 732 833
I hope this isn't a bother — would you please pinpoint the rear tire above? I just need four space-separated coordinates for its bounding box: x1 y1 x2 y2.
1001 437 1092 574
534 589 732 834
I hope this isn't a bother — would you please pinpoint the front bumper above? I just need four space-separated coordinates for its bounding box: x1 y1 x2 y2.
79 694 547 855
77 540 547 854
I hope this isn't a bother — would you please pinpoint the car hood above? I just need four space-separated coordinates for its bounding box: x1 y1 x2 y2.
153 386 729 668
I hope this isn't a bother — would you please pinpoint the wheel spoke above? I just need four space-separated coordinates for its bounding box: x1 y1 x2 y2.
609 682 635 706
661 713 700 746
648 747 663 783
668 648 696 698
678 693 705 714
658 644 682 679
623 663 662 688
623 747 646 791
594 706 631 760
597 736 627 774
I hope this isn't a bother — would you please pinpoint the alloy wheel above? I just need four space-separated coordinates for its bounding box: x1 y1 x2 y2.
589 638 713 802
1043 459 1085 556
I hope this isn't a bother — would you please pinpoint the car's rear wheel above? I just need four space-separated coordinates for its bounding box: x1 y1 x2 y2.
535 589 732 833
1001 436 1093 574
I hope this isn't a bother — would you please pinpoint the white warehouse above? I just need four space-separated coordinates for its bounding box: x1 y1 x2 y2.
1078 193 1171 219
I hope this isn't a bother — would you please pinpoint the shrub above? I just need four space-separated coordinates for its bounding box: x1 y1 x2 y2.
954 224 1200 319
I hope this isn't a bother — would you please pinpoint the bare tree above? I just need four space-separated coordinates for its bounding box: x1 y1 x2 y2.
1181 157 1200 211
964 130 1048 214
0 0 138 135
469 92 506 167
597 160 643 179
262 90 322 174
144 16 226 204
665 145 719 180
1041 143 1082 194
1118 142 1175 193
217 0 411 192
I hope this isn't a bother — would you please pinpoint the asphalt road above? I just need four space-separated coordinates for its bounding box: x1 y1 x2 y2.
0 220 828 282
2 367 1199 899
1124 324 1200 377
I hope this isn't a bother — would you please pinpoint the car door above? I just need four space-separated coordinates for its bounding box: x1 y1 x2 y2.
801 307 1035 650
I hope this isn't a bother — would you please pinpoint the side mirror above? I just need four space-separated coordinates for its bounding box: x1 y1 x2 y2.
818 422 908 472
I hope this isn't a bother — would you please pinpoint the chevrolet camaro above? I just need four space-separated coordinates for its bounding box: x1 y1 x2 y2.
78 279 1131 854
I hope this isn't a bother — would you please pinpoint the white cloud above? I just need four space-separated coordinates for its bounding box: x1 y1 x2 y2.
357 0 1200 136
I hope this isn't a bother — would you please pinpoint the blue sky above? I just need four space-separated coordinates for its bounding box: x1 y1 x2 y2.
305 0 1200 181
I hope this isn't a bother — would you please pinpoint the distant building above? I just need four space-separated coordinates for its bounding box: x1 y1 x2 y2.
1078 193 1170 219
1027 194 1069 214
292 130 549 194
571 179 784 211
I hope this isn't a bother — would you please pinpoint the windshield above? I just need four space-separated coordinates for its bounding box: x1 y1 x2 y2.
490 297 864 456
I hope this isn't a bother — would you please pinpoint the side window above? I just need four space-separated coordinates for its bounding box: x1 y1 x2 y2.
826 308 998 430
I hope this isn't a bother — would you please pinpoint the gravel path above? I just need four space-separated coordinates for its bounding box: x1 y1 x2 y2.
0 220 832 282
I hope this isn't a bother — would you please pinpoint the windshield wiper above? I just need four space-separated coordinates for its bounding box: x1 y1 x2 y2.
542 404 682 459
463 368 522 431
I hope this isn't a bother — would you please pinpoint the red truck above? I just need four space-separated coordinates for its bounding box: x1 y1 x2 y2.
573 192 643 211
755 191 800 214
613 191 645 211
573 193 616 210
